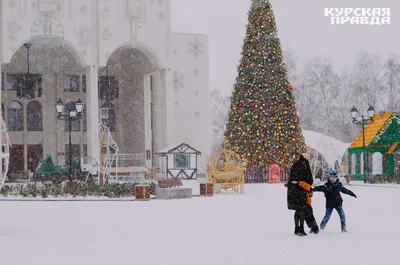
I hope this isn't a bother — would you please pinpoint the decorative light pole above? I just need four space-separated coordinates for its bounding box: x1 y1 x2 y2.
56 98 84 182
350 105 375 183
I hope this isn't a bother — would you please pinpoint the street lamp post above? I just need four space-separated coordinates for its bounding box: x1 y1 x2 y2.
56 98 84 182
350 106 375 183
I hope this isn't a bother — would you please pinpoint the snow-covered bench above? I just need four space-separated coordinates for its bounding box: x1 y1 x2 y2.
155 187 192 200
157 179 183 188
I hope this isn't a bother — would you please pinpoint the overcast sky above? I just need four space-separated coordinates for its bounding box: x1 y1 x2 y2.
171 0 399 96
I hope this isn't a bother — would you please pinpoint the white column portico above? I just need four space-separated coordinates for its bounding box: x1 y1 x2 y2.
0 0 211 174
86 65 100 165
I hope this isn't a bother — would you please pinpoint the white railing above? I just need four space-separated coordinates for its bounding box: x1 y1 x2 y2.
107 153 145 161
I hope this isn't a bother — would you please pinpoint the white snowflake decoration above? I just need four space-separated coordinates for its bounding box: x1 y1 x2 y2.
7 21 21 41
102 7 112 19
80 5 88 13
172 70 184 91
102 29 112 40
9 0 17 8
158 12 165 20
188 37 204 58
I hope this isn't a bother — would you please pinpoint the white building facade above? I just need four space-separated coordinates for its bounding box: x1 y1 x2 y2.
0 0 211 176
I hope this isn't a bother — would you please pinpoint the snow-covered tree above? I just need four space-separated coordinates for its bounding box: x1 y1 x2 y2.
352 52 384 111
383 54 400 112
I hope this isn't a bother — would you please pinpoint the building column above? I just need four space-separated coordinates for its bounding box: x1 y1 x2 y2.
159 69 168 148
163 68 174 145
150 70 167 166
23 100 28 171
143 73 152 168
86 65 100 166
0 63 2 111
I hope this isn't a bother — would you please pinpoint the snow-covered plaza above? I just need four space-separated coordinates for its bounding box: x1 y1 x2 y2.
0 183 399 265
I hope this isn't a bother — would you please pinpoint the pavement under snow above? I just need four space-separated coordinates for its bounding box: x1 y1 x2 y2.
0 183 398 265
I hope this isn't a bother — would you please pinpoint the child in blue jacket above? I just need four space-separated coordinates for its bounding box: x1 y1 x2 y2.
312 170 357 232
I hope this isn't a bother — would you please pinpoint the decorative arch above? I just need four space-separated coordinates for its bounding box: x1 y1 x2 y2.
104 42 162 70
360 152 364 174
351 154 356 175
7 35 86 66
372 152 383 175
7 101 23 131
27 101 43 131
100 102 116 132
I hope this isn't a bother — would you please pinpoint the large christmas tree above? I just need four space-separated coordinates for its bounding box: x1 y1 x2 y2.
224 0 307 168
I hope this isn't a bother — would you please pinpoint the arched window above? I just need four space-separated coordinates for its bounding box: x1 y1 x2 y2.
7 101 23 131
360 153 364 174
64 101 80 131
100 102 116 132
1 103 4 120
372 152 383 175
351 154 356 175
27 101 43 131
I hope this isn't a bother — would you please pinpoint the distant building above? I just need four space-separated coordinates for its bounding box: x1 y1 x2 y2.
348 112 400 180
0 0 211 175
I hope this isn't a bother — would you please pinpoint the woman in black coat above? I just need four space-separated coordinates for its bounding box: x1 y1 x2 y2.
286 153 319 236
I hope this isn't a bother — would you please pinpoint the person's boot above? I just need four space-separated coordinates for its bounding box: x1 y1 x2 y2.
309 224 320 234
297 226 307 236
